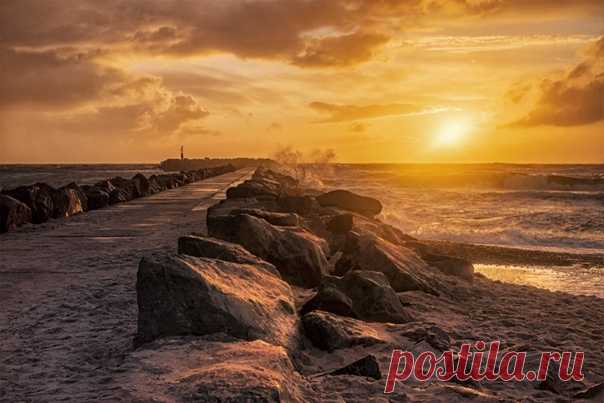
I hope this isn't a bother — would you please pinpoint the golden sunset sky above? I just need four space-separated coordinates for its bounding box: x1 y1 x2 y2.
0 0 602 163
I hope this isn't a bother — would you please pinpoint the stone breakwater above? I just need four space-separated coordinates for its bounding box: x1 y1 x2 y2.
127 167 604 402
0 164 236 233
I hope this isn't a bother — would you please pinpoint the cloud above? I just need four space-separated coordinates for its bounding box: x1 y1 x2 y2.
0 47 122 108
309 101 426 122
293 31 389 67
509 37 603 127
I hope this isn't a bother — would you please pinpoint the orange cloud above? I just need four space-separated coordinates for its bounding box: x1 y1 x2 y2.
509 37 603 127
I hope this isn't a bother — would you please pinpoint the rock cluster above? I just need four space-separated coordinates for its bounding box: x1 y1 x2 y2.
134 167 479 401
0 165 236 233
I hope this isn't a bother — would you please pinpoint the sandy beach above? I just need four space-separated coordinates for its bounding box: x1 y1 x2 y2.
0 169 253 401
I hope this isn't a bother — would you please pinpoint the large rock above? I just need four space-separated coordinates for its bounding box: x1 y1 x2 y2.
316 190 382 216
62 182 88 212
4 183 55 224
109 176 138 201
326 213 354 234
131 173 153 197
302 271 414 324
177 235 279 277
208 213 328 287
230 208 300 226
335 233 439 295
253 167 299 189
302 311 386 352
156 174 178 189
82 185 110 210
51 187 85 218
277 195 319 215
329 355 382 380
135 253 297 348
123 338 312 402
0 194 32 233
147 175 165 193
226 178 284 199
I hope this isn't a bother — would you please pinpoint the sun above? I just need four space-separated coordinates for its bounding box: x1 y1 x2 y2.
433 117 473 147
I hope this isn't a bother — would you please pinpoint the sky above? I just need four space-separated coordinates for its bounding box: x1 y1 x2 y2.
0 0 603 163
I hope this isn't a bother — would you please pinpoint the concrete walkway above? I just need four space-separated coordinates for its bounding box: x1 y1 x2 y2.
0 168 253 402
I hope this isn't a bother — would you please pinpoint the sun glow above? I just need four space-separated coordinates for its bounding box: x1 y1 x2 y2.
434 117 473 147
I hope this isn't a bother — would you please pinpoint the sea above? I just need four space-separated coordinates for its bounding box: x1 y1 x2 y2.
1 163 603 297
306 163 604 298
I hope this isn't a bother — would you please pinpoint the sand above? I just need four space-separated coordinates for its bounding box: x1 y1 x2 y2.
0 169 253 402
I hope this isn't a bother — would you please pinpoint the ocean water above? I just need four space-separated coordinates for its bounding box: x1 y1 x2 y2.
0 164 163 190
307 163 604 297
311 164 604 255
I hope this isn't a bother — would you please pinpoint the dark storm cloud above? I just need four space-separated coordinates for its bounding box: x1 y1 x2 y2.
510 37 604 127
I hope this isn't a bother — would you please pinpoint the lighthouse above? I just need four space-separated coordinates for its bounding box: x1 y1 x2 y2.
180 145 184 160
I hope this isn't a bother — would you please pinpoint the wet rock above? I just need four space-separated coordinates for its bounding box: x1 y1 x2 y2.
135 253 297 348
335 234 439 295
230 208 300 226
0 194 32 233
177 235 280 277
62 182 88 212
124 338 312 402
51 187 85 218
396 323 451 351
82 186 110 210
253 167 299 189
329 355 382 380
340 270 414 323
278 195 319 215
326 213 354 234
421 254 474 281
226 178 284 199
302 311 386 352
4 183 55 224
156 174 178 189
316 190 382 216
109 176 138 200
131 173 153 197
208 213 328 287
300 284 355 318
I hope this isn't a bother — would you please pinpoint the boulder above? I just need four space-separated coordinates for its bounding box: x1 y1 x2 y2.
156 174 178 189
51 187 85 218
177 235 279 277
300 284 355 318
316 190 382 216
109 176 138 200
277 195 319 215
230 208 300 226
131 173 153 197
253 167 299 188
326 213 354 234
420 254 474 281
302 311 386 352
147 175 165 193
335 234 439 295
226 178 284 199
123 338 312 403
208 213 328 287
0 194 32 233
62 182 88 212
4 183 55 224
329 355 382 380
135 253 297 348
109 188 130 204
82 186 110 210
303 271 414 324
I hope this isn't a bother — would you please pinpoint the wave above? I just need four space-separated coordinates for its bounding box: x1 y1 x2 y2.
392 172 604 191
